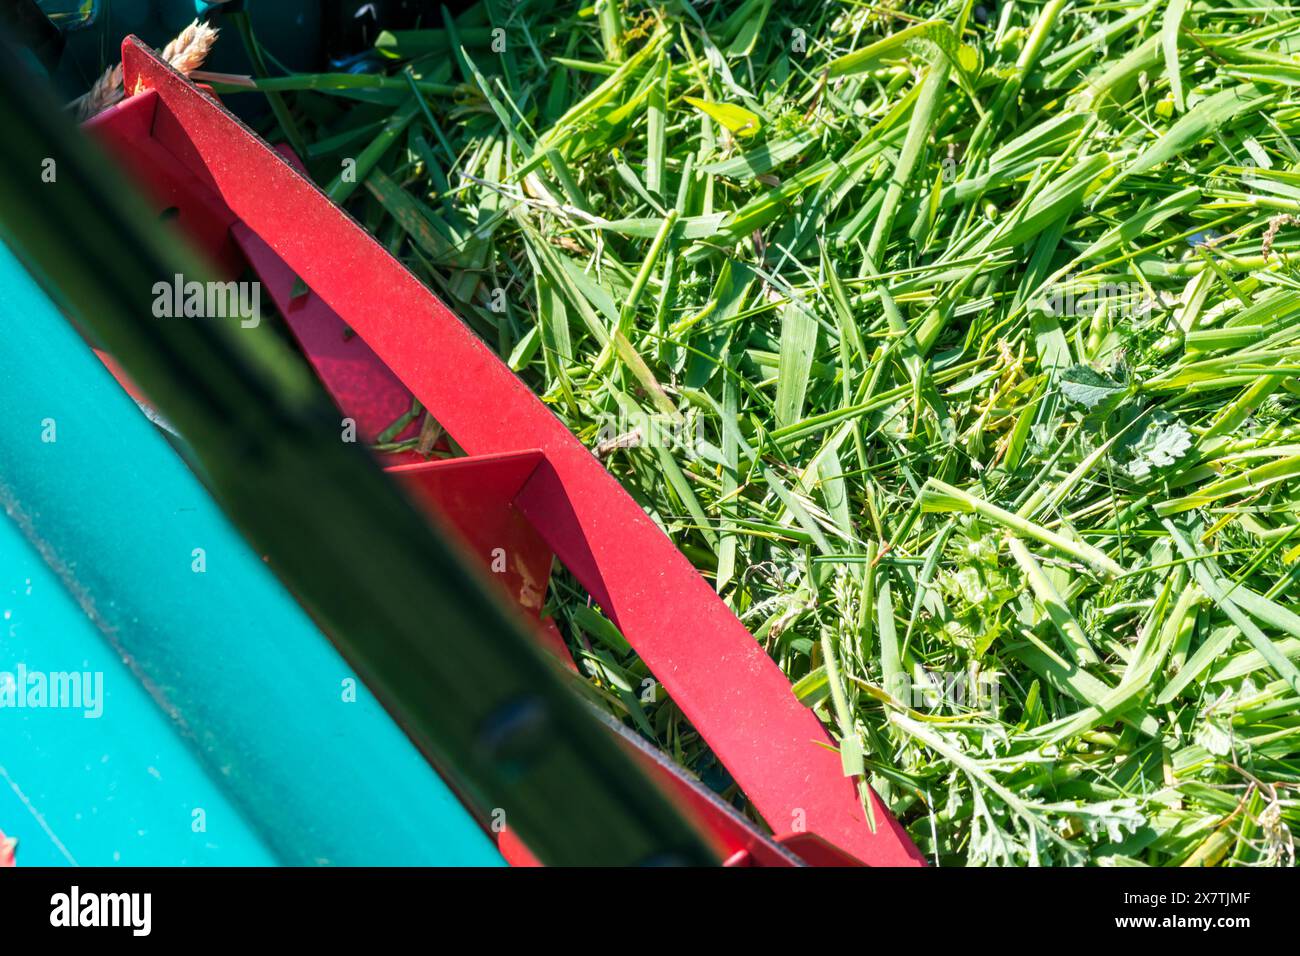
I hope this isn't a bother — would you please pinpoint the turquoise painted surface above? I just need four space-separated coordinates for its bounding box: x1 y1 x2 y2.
0 242 502 866
0 512 277 865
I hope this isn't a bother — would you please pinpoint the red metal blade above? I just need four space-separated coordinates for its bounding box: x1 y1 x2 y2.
390 452 555 622
113 37 924 866
233 221 425 457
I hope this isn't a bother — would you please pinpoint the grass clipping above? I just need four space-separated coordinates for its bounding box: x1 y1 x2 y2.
73 19 220 120
253 0 1300 866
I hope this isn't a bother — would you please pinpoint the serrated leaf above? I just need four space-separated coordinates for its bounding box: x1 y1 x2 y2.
1125 412 1193 478
1195 718 1233 757
1060 365 1127 409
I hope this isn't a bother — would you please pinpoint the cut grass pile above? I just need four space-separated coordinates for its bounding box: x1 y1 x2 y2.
224 0 1300 865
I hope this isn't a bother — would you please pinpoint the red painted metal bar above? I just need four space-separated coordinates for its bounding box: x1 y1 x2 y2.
236 218 571 661
231 218 823 865
234 225 422 454
79 133 803 867
240 240 850 867
103 38 922 866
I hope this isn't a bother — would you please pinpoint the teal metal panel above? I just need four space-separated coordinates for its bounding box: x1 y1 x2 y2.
0 242 502 866
0 511 277 866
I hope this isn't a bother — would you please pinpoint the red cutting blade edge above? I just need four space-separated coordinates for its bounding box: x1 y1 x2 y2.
113 37 924 867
